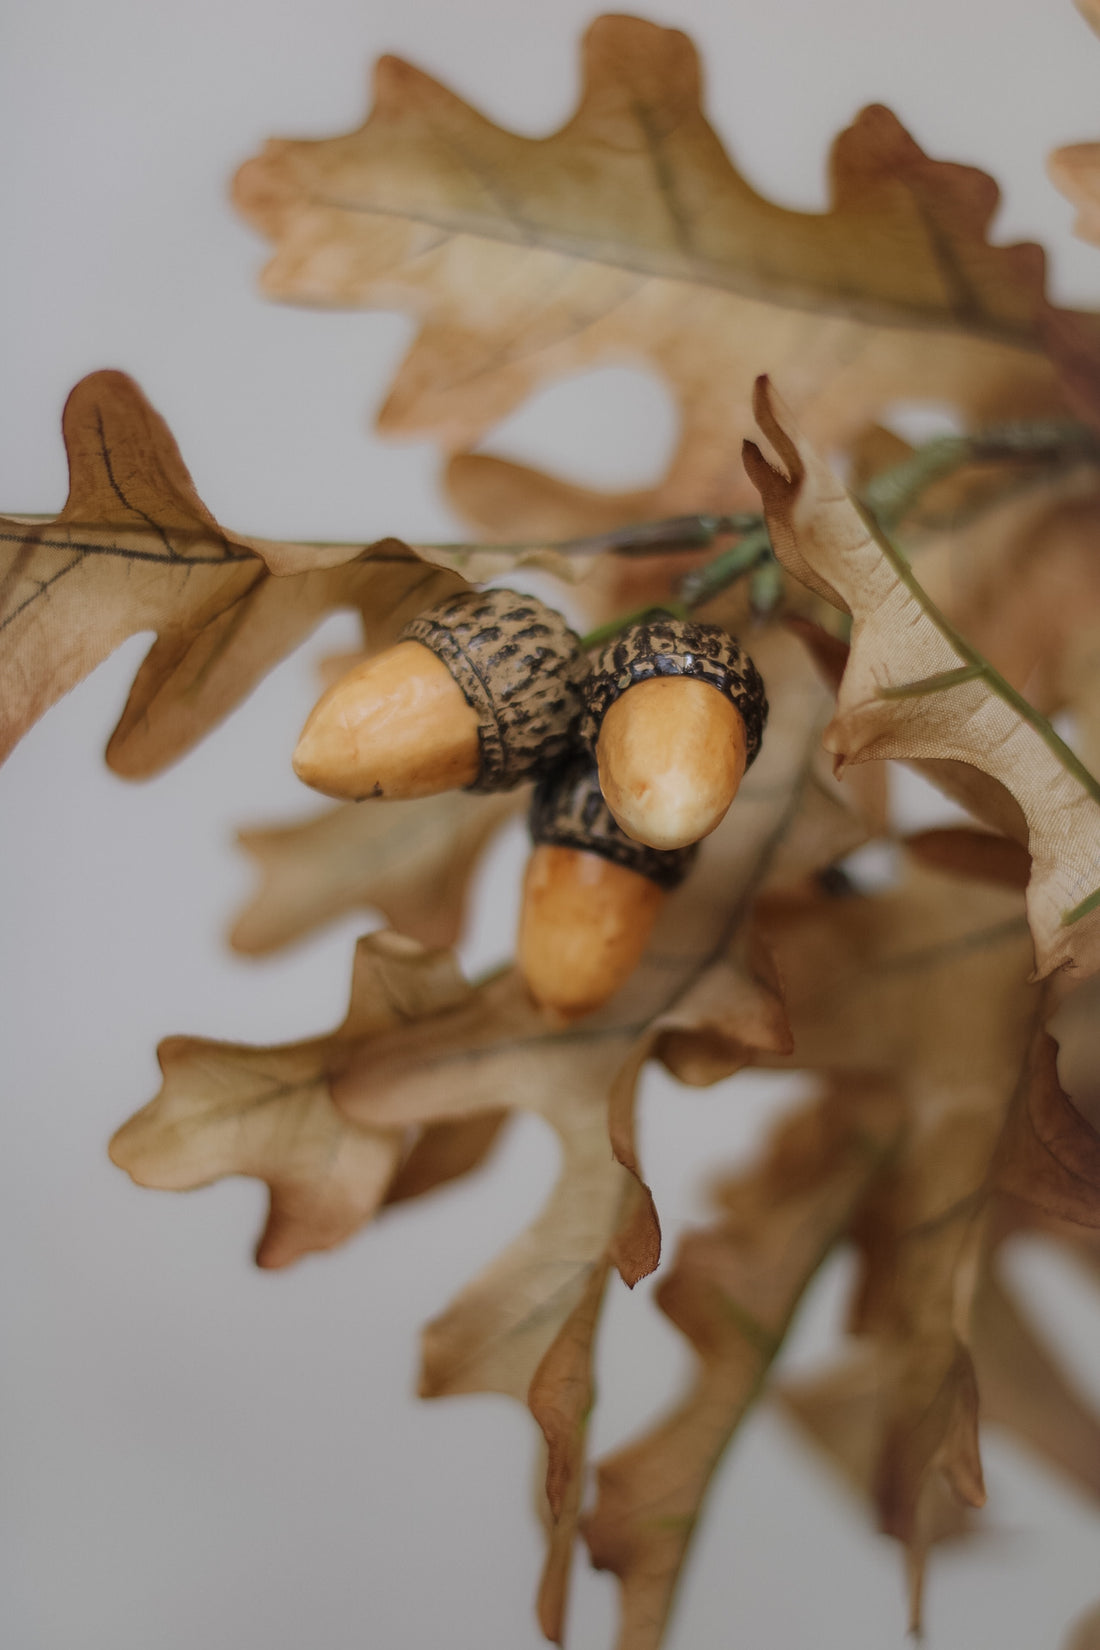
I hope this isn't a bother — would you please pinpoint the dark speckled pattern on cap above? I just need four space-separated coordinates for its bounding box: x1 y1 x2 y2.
401 588 589 792
529 752 697 890
579 616 767 768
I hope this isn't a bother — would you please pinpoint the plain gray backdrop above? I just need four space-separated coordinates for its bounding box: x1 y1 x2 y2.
4 2 1100 1647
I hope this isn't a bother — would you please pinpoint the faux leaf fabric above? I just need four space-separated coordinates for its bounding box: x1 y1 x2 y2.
0 372 463 775
233 15 1069 537
745 377 1100 978
230 789 517 954
110 931 470 1268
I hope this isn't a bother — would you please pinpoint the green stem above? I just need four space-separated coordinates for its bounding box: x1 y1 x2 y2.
678 524 773 609
861 421 1099 532
579 601 689 651
860 500 1100 807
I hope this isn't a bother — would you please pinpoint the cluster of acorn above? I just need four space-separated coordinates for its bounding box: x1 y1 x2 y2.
293 589 767 1018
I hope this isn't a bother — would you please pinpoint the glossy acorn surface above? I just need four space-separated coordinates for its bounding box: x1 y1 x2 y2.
580 616 767 850
518 753 696 1017
293 587 588 800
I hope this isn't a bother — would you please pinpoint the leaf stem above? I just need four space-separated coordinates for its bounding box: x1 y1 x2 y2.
579 601 689 651
859 499 1100 807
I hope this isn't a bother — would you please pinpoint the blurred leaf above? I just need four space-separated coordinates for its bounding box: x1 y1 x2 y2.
585 1083 903 1650
110 931 470 1268
231 789 518 955
753 863 1036 1623
233 15 1069 541
972 1263 1100 1501
992 1028 1100 1225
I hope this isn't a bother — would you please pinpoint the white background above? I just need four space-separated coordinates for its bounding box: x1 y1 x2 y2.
4 3 1100 1647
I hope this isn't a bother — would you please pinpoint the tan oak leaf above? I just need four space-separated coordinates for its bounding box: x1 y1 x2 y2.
0 371 464 775
233 15 1069 541
230 788 518 955
109 930 470 1269
746 376 1100 978
585 1082 903 1650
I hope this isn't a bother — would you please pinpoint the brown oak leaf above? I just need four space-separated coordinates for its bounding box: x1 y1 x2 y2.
109 930 471 1269
776 1256 1100 1553
585 861 1041 1645
111 622 884 1642
230 788 518 955
0 371 464 775
746 376 1100 978
584 1082 904 1650
233 15 1069 542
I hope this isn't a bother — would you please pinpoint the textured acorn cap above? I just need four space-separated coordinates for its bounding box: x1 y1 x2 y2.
521 752 693 1017
529 752 697 890
518 845 664 1019
401 588 588 792
578 616 768 765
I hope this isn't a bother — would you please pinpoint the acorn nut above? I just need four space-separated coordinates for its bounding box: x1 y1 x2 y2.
293 588 589 801
518 753 697 1019
580 617 767 852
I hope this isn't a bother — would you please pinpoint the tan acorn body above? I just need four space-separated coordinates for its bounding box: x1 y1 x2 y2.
293 641 480 801
292 588 588 801
596 675 748 850
581 616 768 853
517 753 696 1018
518 844 664 1019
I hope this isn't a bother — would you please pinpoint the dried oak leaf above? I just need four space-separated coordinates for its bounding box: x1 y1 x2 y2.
232 15 1068 541
113 623 878 1643
230 788 518 955
110 930 471 1269
746 376 1100 978
775 1354 973 1554
763 868 1040 1625
0 371 464 775
587 862 1040 1646
315 968 651 1645
910 469 1100 775
777 1255 1100 1549
970 1259 1100 1500
585 1082 904 1650
761 870 1100 1621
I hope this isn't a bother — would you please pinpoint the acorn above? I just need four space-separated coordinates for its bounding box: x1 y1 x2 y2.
292 588 588 801
579 616 767 852
518 753 696 1018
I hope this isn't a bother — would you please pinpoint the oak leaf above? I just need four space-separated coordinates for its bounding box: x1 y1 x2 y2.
110 623 881 1641
0 371 464 775
777 1257 1100 1550
230 788 517 955
746 377 1100 978
233 15 1068 540
756 865 1100 1619
775 1354 973 1553
584 1083 904 1650
109 930 471 1269
585 860 1044 1645
759 866 1039 1623
911 468 1100 775
970 1260 1100 1500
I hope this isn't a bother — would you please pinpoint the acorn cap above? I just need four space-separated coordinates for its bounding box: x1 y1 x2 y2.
578 616 768 765
401 588 588 792
529 752 697 890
